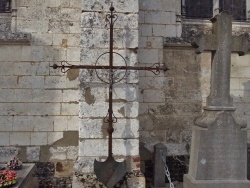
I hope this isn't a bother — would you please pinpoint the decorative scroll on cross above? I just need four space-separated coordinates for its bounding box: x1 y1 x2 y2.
192 12 248 109
51 4 168 187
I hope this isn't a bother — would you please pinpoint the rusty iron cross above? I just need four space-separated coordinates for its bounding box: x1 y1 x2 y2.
50 4 168 187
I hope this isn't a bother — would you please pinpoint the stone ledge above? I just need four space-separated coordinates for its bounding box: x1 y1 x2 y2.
0 32 31 45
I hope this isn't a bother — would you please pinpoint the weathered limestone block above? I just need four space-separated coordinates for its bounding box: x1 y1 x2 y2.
79 101 139 118
82 12 138 29
79 118 139 139
81 28 138 49
0 147 18 162
79 139 139 157
139 0 177 12
27 147 40 162
82 0 139 13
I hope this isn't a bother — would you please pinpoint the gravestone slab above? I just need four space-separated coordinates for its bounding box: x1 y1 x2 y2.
13 164 38 188
183 12 250 188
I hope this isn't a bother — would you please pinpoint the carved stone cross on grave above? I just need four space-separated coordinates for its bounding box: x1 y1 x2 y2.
184 12 250 188
192 12 248 109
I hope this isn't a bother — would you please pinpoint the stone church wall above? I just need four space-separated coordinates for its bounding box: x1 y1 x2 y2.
0 0 81 186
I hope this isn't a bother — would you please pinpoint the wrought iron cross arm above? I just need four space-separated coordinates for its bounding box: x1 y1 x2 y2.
50 62 169 74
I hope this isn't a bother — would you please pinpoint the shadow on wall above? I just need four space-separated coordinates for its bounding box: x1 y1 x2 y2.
138 44 205 185
0 21 79 188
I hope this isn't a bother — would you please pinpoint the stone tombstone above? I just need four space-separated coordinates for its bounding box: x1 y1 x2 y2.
183 12 250 188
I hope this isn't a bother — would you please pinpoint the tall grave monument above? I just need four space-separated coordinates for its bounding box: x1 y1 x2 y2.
184 12 250 188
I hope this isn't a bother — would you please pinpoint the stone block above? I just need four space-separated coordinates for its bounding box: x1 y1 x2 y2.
17 7 46 20
80 48 137 67
165 25 177 37
112 84 138 102
61 8 81 22
48 21 70 33
69 21 81 34
61 103 79 115
0 116 13 132
66 146 78 160
139 36 163 49
0 62 14 76
0 133 10 146
139 103 148 115
139 11 145 24
62 89 80 102
32 89 63 103
13 116 34 131
67 47 80 61
49 147 67 160
17 0 36 7
232 53 250 67
74 156 97 173
0 147 18 162
0 46 25 61
10 132 30 146
239 79 250 90
35 62 50 76
17 20 49 33
45 7 61 20
82 0 138 13
81 28 138 49
230 78 240 90
143 89 165 103
45 76 67 89
139 0 176 12
139 24 153 36
0 76 18 89
47 0 61 7
79 118 139 139
30 46 45 61
67 116 79 131
79 139 139 156
31 33 53 46
145 11 173 25
18 76 45 89
48 132 64 145
152 25 168 37
231 66 250 78
139 76 172 90
43 46 67 61
139 115 153 131
26 147 40 162
31 132 48 145
81 12 106 28
12 62 35 76
138 48 158 64
80 102 139 118
1 103 61 116
53 116 68 131
53 33 80 47
0 89 14 102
